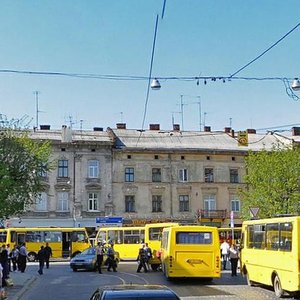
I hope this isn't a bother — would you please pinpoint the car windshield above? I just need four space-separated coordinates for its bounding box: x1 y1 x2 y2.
82 247 95 255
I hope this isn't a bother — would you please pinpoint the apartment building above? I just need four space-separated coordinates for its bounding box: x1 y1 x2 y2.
8 123 298 230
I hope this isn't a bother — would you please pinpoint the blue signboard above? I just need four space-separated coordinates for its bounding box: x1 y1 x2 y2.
96 216 123 224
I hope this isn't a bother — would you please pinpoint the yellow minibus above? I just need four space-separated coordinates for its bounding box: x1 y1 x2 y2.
96 222 178 269
160 225 221 279
240 216 300 298
218 227 242 246
0 227 91 261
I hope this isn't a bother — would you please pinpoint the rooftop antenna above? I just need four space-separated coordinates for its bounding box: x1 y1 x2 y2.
34 91 40 129
120 112 124 123
229 117 232 128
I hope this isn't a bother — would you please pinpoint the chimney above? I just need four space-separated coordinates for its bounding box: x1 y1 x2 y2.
61 125 72 143
231 129 235 137
149 124 160 130
204 126 211 132
173 124 180 131
292 127 300 136
40 125 50 130
116 123 126 129
224 127 231 133
247 129 256 134
93 127 103 132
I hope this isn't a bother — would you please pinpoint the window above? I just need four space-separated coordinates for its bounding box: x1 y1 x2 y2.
88 192 98 211
204 168 214 183
57 192 69 211
152 168 161 182
35 192 47 211
230 169 239 183
179 195 189 212
125 167 134 182
38 163 47 178
231 196 240 212
176 232 212 244
152 195 162 212
125 195 135 212
88 160 99 178
179 169 188 182
58 160 68 178
204 194 216 210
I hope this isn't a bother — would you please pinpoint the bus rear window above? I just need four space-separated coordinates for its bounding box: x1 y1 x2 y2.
176 232 212 244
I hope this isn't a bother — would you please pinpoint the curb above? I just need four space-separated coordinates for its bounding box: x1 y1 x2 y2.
10 276 38 300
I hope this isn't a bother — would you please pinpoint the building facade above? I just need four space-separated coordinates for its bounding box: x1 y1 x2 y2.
8 123 299 231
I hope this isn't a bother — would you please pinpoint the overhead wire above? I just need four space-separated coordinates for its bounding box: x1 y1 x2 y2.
229 21 300 78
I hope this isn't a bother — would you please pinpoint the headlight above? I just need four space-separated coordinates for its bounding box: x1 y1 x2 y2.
86 258 94 263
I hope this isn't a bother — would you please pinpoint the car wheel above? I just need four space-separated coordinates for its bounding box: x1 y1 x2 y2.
273 275 284 298
27 252 37 262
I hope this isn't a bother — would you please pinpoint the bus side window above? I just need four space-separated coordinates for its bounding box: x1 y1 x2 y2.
279 222 292 252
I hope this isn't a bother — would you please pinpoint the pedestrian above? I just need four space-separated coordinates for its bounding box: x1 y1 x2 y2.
5 246 11 273
136 244 148 273
37 246 46 275
95 242 104 274
18 243 28 273
0 263 7 300
0 245 9 282
10 245 19 272
106 244 117 272
229 244 239 276
44 242 52 269
220 239 230 270
144 243 152 269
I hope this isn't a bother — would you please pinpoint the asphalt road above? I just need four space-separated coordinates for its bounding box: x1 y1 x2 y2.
16 262 297 300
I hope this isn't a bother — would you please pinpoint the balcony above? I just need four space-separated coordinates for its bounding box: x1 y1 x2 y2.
197 209 227 220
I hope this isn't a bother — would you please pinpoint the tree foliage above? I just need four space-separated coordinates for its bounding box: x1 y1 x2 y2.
240 144 300 220
0 129 52 219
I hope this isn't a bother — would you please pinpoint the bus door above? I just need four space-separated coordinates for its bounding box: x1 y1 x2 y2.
16 232 26 245
62 232 71 257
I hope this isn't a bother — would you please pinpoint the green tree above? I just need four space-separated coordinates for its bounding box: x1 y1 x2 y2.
240 144 300 220
0 129 52 220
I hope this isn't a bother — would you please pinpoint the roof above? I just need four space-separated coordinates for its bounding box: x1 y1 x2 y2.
94 284 180 300
112 129 293 153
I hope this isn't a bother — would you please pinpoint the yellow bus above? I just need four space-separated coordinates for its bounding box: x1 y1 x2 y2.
0 227 91 261
218 227 242 246
160 225 221 279
240 216 299 298
96 222 178 269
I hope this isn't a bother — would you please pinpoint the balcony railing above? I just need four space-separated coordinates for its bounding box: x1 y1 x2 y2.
198 209 227 219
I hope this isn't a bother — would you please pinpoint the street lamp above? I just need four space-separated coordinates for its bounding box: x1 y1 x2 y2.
291 78 300 91
151 78 161 90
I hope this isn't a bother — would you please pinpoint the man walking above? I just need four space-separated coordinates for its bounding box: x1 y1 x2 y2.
95 242 104 274
37 246 46 275
137 244 148 273
44 243 52 269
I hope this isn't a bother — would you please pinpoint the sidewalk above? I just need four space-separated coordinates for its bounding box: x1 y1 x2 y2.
5 271 36 300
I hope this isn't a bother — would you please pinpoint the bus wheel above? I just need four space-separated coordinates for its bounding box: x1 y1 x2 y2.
27 252 37 262
151 264 160 271
273 275 284 298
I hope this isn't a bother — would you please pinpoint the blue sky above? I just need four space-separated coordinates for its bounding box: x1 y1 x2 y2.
0 1 299 132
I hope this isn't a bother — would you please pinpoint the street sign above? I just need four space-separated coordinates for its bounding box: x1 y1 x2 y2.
96 216 123 224
238 131 248 146
249 207 260 218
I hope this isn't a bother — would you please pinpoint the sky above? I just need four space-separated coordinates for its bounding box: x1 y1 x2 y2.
0 0 299 132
